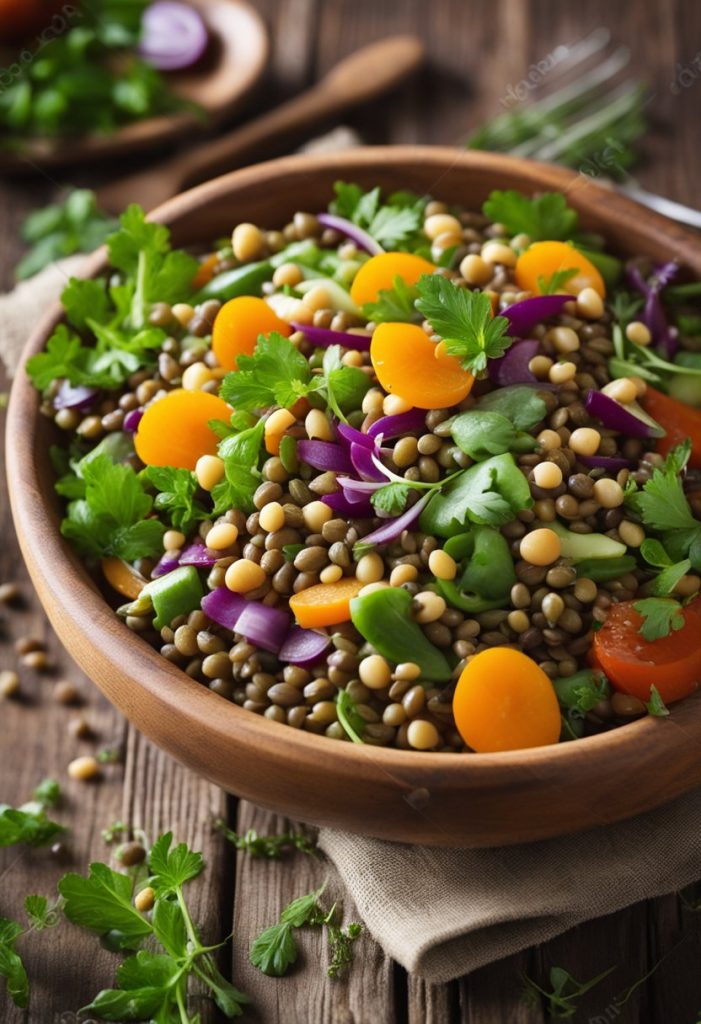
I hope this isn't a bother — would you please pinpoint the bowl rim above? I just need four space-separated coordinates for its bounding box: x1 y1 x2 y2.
8 144 701 790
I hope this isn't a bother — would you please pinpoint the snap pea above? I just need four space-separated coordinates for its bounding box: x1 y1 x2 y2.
143 566 204 630
192 259 273 303
574 556 638 582
350 587 452 682
440 526 516 611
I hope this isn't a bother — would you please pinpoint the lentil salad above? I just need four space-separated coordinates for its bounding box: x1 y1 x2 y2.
27 182 701 754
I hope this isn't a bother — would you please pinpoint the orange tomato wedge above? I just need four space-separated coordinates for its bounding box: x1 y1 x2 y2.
593 598 701 704
350 252 435 306
370 322 473 409
642 386 701 469
134 389 231 470
212 296 292 371
101 557 147 600
515 241 606 298
452 648 562 752
289 578 365 628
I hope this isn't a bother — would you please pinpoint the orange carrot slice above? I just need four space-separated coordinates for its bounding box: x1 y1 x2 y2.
453 648 561 752
134 389 231 470
289 578 365 628
212 296 292 371
192 253 219 291
515 241 605 298
350 252 435 306
370 322 473 409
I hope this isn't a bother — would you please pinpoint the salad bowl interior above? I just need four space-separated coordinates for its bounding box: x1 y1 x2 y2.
8 146 701 848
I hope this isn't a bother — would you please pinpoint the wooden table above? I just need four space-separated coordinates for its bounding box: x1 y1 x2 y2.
2 1 701 1020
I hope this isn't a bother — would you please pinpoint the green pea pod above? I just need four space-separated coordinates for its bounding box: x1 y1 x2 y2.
192 259 273 303
458 527 516 600
350 588 452 682
574 555 637 582
435 579 504 614
144 566 203 630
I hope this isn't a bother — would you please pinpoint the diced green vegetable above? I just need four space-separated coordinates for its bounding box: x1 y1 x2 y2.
193 260 273 302
550 520 627 560
574 556 638 582
350 588 452 682
143 567 204 631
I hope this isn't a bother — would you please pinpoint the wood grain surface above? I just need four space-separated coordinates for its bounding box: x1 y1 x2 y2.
2 0 701 1020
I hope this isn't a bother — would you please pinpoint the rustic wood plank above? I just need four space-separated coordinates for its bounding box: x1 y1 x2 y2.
647 894 701 1024
230 801 397 1023
408 974 458 1024
458 950 544 1024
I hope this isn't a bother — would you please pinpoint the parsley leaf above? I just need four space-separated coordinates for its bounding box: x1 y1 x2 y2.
250 884 326 977
646 684 671 717
0 779 64 849
61 454 165 560
537 267 578 294
371 482 412 515
148 832 204 897
627 446 701 569
633 597 685 641
321 345 371 419
143 466 209 534
473 385 548 431
482 190 579 241
646 559 691 596
211 418 265 516
59 862 153 950
17 189 119 281
221 332 311 411
331 182 423 249
420 454 533 536
363 274 420 323
0 919 29 1009
450 409 538 461
83 951 180 1021
415 274 512 375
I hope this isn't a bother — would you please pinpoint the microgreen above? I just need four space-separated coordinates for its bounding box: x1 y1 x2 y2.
419 453 533 536
450 409 538 461
415 274 512 376
0 896 61 1010
211 418 266 516
17 189 118 280
482 190 579 241
522 964 616 1019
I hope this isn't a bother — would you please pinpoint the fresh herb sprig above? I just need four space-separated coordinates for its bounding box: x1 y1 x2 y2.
0 779 64 850
250 884 361 979
216 821 318 859
633 597 685 642
415 274 512 376
331 182 425 250
626 443 701 570
0 896 61 1010
482 190 579 241
522 964 616 1019
17 190 118 280
59 832 249 1021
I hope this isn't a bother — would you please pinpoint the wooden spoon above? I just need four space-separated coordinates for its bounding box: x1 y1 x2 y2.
96 36 425 213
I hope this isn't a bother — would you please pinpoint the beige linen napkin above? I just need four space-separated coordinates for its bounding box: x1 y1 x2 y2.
3 129 700 984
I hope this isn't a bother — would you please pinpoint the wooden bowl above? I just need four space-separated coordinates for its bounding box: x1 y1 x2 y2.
0 0 268 172
9 147 701 847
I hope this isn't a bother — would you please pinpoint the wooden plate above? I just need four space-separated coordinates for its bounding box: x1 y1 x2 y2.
8 147 701 847
0 0 268 172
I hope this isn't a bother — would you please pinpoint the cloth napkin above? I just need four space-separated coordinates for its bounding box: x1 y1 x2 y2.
3 129 700 985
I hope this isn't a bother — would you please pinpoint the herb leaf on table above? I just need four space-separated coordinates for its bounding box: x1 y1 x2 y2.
0 779 64 849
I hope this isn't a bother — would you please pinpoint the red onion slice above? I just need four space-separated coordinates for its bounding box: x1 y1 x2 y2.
278 627 330 667
489 339 541 387
151 551 181 578
316 213 383 256
501 294 573 338
336 421 374 450
138 1 209 71
236 602 290 654
322 491 375 517
201 587 247 630
297 439 353 474
356 492 431 548
179 541 220 568
291 322 372 352
123 408 144 433
53 382 98 412
578 454 634 471
367 409 426 440
350 441 387 481
585 389 665 439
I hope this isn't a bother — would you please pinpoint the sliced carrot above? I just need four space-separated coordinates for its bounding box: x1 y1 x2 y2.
134 389 231 470
289 578 365 628
370 322 473 410
642 386 701 469
452 647 561 752
593 598 701 704
101 557 147 600
350 252 435 306
192 253 219 291
515 241 606 298
212 296 292 372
